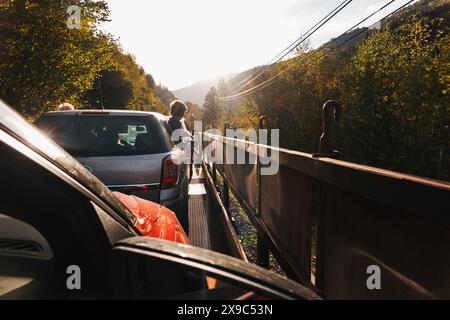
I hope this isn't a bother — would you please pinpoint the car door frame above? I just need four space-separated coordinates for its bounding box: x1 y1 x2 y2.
111 237 322 300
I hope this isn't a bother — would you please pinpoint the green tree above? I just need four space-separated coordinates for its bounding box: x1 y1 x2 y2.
113 48 168 113
83 69 133 109
338 16 449 179
0 0 114 118
218 78 235 129
185 101 202 130
224 4 449 180
155 84 176 109
202 87 221 129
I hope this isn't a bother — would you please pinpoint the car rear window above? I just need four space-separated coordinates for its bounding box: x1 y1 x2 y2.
36 115 168 157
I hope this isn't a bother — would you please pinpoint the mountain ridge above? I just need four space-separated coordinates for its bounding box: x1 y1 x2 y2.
173 73 236 106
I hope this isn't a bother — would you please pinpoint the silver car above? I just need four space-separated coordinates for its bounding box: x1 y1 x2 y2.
36 110 190 232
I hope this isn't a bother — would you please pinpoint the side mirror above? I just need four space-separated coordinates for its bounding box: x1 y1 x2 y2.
111 237 321 300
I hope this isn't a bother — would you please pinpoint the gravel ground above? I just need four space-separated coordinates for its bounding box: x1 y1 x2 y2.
213 170 285 276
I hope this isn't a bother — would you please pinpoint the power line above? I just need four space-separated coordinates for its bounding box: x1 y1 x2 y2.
228 0 354 95
228 0 352 93
227 0 354 95
219 0 413 101
220 0 396 100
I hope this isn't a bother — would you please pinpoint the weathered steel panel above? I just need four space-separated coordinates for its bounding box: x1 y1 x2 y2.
222 139 258 213
202 132 450 298
317 182 450 299
260 158 314 284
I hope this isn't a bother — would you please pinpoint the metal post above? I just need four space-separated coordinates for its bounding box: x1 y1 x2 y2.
223 181 230 211
257 233 270 269
256 116 268 217
223 122 230 172
313 100 341 159
223 122 230 136
312 101 341 289
212 163 217 184
222 122 230 211
256 115 270 269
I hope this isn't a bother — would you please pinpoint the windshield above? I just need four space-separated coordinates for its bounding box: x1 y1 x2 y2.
36 115 168 157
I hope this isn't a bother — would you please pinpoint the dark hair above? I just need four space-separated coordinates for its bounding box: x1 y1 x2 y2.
170 100 188 118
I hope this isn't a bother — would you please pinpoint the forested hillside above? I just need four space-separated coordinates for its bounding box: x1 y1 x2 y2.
202 0 450 181
0 0 172 118
83 45 166 112
154 84 177 108
173 73 236 106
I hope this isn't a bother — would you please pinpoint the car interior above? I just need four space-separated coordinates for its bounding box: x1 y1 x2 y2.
112 250 264 300
0 141 117 299
0 213 55 298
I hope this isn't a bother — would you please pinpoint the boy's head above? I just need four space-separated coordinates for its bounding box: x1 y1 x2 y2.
170 100 188 119
58 102 74 111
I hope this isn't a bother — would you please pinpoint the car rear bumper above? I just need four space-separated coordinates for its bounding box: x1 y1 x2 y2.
110 174 189 208
160 175 189 207
108 184 160 203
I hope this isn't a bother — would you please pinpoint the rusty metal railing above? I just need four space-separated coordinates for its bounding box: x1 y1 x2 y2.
199 101 450 299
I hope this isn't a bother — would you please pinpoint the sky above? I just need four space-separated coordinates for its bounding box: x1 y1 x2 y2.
103 0 415 90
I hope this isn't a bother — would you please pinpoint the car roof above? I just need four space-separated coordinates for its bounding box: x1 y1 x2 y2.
0 100 137 228
43 109 170 121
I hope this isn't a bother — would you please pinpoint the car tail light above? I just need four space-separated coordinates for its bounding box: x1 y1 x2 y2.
162 155 179 189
